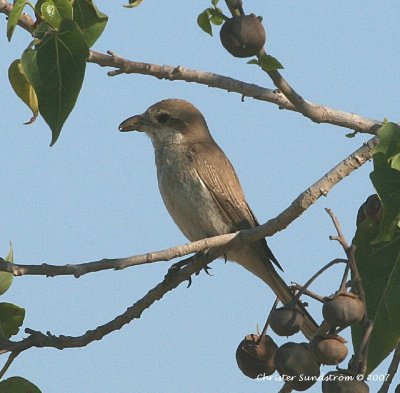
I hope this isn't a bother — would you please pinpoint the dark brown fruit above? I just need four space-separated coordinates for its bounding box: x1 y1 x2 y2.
322 371 369 393
356 194 382 226
220 15 266 58
323 293 365 328
275 342 320 391
236 334 277 379
269 306 304 337
310 334 348 365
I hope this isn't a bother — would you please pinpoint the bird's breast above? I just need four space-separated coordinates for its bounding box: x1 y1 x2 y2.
154 145 231 241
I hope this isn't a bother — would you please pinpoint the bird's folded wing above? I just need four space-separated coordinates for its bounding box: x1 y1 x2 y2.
191 142 282 270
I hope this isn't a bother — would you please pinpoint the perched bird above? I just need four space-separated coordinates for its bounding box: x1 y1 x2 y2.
119 99 317 338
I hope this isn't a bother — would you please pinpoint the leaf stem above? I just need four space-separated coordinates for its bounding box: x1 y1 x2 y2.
0 351 20 380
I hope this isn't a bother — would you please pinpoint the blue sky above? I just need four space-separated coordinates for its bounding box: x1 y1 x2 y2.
1 1 400 392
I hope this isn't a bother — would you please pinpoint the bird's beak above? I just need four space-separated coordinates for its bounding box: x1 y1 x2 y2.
118 114 146 132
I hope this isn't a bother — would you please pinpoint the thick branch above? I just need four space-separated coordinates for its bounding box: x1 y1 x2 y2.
0 137 377 277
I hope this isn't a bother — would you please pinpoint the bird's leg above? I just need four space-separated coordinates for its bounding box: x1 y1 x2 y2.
165 251 212 287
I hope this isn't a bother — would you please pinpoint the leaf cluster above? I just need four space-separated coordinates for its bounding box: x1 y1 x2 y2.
352 122 400 372
7 0 108 145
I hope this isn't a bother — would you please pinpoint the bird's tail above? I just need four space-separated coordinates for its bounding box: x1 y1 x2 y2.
230 245 319 340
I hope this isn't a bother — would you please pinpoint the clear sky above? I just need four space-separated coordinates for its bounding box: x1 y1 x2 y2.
1 1 400 392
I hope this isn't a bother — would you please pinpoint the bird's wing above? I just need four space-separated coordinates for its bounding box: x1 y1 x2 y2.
191 141 282 270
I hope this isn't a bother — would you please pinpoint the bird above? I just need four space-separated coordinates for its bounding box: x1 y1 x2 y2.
119 98 317 338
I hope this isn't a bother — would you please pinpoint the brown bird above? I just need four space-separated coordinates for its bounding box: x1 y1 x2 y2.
119 99 317 338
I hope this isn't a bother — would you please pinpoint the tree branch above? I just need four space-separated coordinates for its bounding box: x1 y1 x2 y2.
0 1 381 134
0 136 377 277
89 50 380 134
0 249 222 353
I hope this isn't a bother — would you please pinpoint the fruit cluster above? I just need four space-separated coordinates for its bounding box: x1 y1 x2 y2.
236 286 368 392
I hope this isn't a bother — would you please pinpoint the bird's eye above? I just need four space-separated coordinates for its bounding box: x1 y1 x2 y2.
157 113 170 123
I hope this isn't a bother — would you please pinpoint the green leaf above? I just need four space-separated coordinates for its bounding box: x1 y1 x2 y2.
21 19 89 145
8 59 39 124
370 168 400 243
345 131 358 138
7 0 27 41
197 9 212 36
208 8 224 25
0 303 25 339
41 2 62 29
123 0 143 8
247 58 259 65
369 123 400 243
351 122 400 372
73 0 108 47
352 222 400 373
247 55 284 71
211 0 219 6
0 243 14 296
0 377 41 393
258 53 284 71
53 0 73 19
373 122 400 170
36 0 72 21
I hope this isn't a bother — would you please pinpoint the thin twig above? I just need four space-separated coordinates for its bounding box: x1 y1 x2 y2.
0 350 20 379
288 258 347 305
326 208 351 252
348 246 367 314
290 283 325 303
257 297 280 342
349 319 373 375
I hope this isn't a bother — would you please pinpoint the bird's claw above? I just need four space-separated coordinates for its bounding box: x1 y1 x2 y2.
203 265 213 276
165 256 212 288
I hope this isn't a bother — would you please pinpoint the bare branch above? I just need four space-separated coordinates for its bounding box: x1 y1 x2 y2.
0 249 222 353
0 137 377 278
290 283 325 303
89 50 380 134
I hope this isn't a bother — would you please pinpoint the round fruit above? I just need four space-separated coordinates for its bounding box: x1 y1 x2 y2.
220 15 266 58
269 306 304 337
236 334 277 379
310 334 348 365
323 293 364 328
356 194 382 226
275 342 320 391
322 371 369 393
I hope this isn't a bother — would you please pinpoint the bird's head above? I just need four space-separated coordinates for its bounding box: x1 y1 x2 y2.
119 99 212 147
